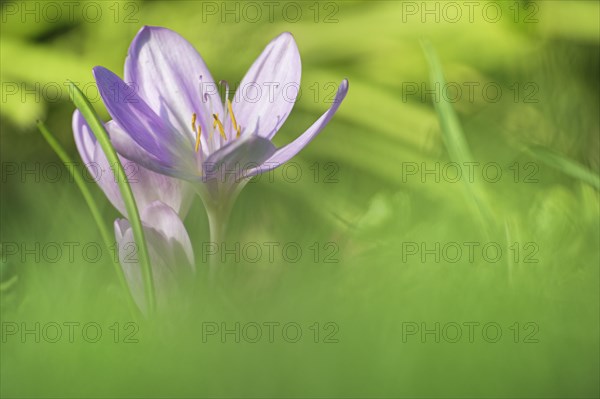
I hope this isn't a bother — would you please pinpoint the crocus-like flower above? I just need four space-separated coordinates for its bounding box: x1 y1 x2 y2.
73 110 195 311
92 26 349 232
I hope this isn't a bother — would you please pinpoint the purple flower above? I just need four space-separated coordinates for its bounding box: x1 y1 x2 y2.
92 26 349 209
73 110 194 311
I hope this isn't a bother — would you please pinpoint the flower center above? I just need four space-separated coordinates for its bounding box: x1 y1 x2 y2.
190 100 241 153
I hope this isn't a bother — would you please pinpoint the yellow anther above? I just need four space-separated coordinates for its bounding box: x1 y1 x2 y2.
191 113 202 153
191 113 197 132
194 125 202 153
227 99 241 138
212 114 227 140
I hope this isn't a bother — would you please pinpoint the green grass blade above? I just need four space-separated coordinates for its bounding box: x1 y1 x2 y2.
36 120 139 317
421 41 474 163
527 146 600 190
421 40 496 232
67 81 156 314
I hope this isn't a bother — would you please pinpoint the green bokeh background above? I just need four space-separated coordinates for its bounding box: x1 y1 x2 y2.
1 0 599 397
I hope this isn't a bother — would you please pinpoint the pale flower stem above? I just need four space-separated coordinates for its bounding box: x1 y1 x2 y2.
205 201 231 281
199 180 247 282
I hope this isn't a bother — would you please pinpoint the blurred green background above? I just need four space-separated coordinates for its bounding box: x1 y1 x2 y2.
1 0 599 398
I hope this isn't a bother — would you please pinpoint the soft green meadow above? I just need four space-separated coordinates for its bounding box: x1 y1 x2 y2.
1 1 599 398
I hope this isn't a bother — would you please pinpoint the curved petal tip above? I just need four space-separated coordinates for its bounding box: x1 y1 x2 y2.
336 79 350 103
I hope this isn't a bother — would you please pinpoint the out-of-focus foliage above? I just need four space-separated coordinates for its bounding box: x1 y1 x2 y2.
1 1 598 398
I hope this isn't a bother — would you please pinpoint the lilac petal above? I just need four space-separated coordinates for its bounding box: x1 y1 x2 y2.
104 120 194 181
73 110 124 213
72 110 95 165
114 219 147 311
73 111 193 217
248 79 349 177
114 202 194 312
119 154 193 219
124 26 223 144
93 66 197 177
231 32 301 140
203 135 276 182
102 120 193 217
104 123 194 217
140 201 195 268
114 218 129 241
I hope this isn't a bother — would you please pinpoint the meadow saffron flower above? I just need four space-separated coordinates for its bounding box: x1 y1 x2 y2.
73 110 195 311
92 26 349 240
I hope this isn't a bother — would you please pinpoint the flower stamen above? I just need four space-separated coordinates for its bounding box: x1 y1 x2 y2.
191 112 197 132
212 114 227 140
191 113 202 152
227 99 241 138
194 127 202 153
